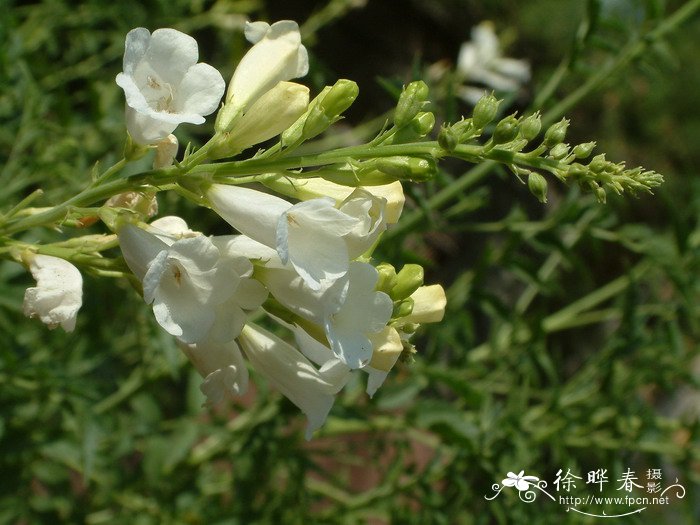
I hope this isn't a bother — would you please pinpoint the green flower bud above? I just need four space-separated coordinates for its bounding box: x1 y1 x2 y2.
299 80 359 141
527 172 548 204
394 81 430 128
519 112 541 141
438 124 459 152
281 86 331 147
472 92 501 129
573 141 596 159
385 112 436 144
376 263 398 294
567 163 588 179
392 297 415 319
594 186 607 203
410 111 435 136
549 143 570 160
391 264 424 301
375 156 437 182
492 115 520 144
543 118 570 148
589 154 607 172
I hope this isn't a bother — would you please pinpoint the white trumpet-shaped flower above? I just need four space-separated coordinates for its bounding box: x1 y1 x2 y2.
238 323 346 439
23 254 83 332
323 262 393 368
118 223 263 344
288 319 401 398
207 185 360 289
116 27 225 144
259 261 393 369
180 338 249 406
456 21 530 105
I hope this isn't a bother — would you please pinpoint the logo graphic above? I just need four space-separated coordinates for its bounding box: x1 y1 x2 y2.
485 468 686 518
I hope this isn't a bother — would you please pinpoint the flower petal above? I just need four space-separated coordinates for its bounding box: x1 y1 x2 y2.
122 28 151 75
145 28 199 85
174 62 225 117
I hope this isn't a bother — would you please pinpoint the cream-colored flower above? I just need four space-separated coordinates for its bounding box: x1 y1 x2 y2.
23 254 83 332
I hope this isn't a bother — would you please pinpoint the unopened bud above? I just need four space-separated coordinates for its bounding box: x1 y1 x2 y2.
573 141 596 159
409 111 435 136
375 156 437 182
544 118 570 148
392 298 415 319
549 143 570 160
153 134 178 168
394 81 430 128
438 124 459 152
386 112 435 144
391 264 424 300
589 154 607 172
519 112 541 141
594 186 607 203
527 172 548 204
472 92 500 129
376 263 398 293
492 115 519 144
301 79 359 140
211 82 310 158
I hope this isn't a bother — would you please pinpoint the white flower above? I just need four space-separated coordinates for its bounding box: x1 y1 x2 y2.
116 28 225 144
180 338 249 406
238 323 345 439
265 177 406 225
207 185 360 290
287 319 400 398
23 254 83 332
323 262 393 368
226 21 308 116
259 262 393 369
118 224 262 343
456 22 530 105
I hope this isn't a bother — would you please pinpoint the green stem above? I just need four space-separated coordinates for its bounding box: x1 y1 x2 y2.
1 177 139 235
190 142 444 179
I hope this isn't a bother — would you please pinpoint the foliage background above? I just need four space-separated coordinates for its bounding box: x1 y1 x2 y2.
1 0 699 523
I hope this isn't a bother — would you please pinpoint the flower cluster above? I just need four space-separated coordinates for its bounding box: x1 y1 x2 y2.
15 17 663 439
110 21 445 438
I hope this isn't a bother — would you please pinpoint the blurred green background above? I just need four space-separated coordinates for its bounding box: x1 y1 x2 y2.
1 0 700 523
